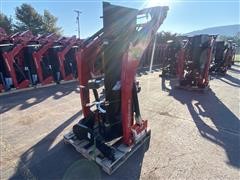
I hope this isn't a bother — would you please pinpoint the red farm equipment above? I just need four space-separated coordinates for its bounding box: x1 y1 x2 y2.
210 40 236 75
32 33 58 85
225 40 236 68
139 39 181 77
76 28 104 94
64 2 168 174
177 34 216 90
45 36 78 84
231 43 237 65
160 40 181 78
57 36 80 81
0 27 10 92
1 30 35 90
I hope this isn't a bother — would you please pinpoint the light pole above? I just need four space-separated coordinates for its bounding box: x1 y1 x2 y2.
74 10 82 39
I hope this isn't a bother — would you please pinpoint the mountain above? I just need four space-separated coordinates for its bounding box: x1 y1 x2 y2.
185 24 240 36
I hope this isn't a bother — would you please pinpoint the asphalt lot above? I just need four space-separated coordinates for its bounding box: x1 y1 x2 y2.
0 64 239 180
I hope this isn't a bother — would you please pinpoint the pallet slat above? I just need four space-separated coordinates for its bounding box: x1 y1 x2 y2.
63 131 150 174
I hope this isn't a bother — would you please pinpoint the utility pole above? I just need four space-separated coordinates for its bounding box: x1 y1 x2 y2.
74 10 82 39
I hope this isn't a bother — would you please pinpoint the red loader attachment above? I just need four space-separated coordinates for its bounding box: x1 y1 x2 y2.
1 30 35 89
224 40 236 68
0 27 10 92
57 36 79 81
210 40 236 75
231 43 237 65
177 34 216 90
64 2 168 174
76 28 104 116
32 33 58 85
160 40 181 78
47 37 78 83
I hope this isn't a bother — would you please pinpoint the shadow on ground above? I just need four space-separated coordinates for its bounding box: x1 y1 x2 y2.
228 66 240 74
232 63 240 67
219 73 240 87
161 76 240 168
10 110 145 180
208 64 240 87
0 81 79 113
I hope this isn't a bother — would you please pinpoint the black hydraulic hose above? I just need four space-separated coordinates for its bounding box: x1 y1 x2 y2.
132 83 141 119
92 89 100 102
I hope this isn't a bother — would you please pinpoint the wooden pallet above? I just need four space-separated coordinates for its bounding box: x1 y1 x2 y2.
63 130 151 175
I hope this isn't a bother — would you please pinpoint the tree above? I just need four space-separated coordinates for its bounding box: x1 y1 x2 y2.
157 31 179 43
42 10 62 35
15 3 44 35
0 13 13 34
14 4 62 35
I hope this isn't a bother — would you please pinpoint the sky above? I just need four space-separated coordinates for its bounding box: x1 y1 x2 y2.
1 0 239 38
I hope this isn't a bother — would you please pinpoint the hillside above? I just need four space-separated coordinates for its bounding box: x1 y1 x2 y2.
186 24 240 36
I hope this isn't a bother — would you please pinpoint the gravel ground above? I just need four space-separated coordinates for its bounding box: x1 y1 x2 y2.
0 64 239 180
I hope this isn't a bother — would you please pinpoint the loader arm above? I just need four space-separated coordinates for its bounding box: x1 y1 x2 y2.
76 28 104 116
